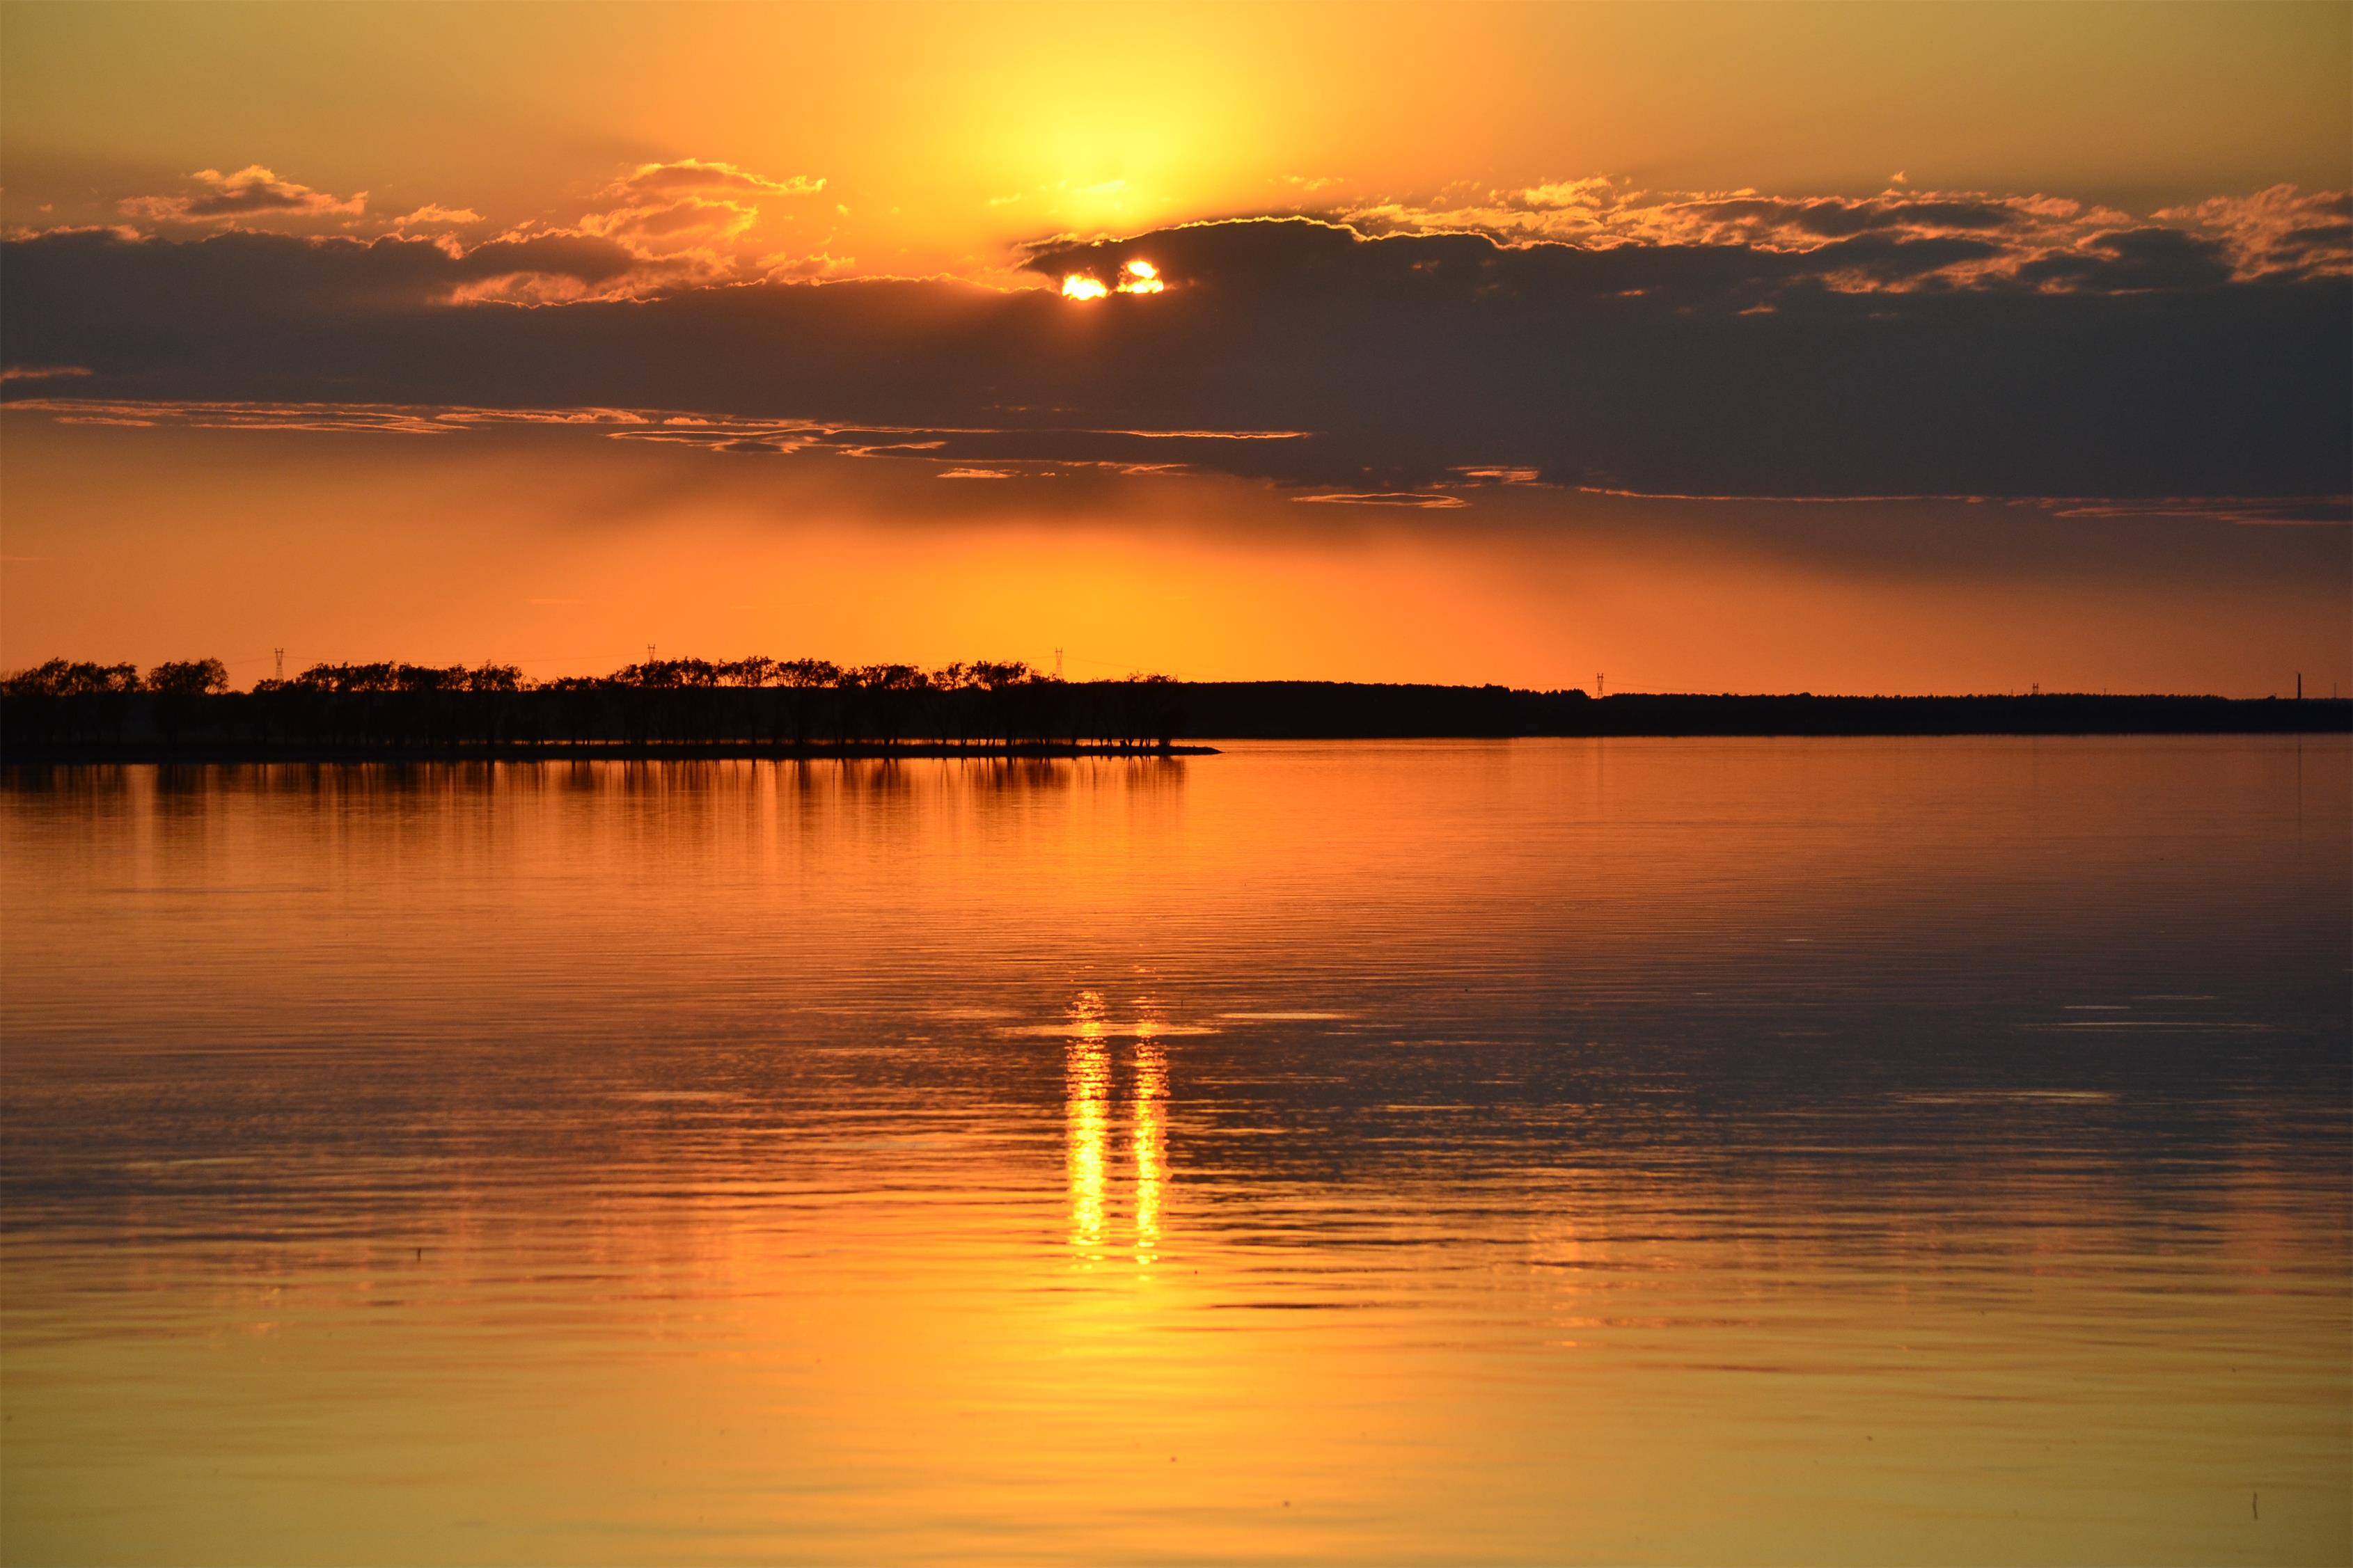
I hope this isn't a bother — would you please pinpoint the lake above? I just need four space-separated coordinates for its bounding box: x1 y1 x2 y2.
3 738 2347 1565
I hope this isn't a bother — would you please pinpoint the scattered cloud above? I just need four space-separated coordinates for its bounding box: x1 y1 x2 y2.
1332 175 2349 290
120 165 366 225
2051 495 2353 527
1294 491 1470 509
0 396 1314 475
469 158 839 298
2154 184 2353 280
391 204 485 231
759 250 858 283
578 194 760 246
81 158 830 300
8 394 2340 528
603 159 823 200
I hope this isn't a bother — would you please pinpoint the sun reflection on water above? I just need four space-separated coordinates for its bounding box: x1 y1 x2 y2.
1133 1034 1167 1265
1063 991 1173 1267
1064 990 1111 1256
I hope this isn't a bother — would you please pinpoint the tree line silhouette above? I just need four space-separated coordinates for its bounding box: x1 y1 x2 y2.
1 655 1190 756
1 654 1091 698
3 656 2344 761
3 657 236 699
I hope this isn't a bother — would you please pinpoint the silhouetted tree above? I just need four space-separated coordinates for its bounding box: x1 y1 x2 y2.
778 658 843 688
718 656 776 687
1 658 142 697
966 660 1034 690
146 658 230 697
847 663 929 692
462 663 524 693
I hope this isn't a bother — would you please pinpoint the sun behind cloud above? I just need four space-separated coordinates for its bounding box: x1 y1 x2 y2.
1062 259 1163 299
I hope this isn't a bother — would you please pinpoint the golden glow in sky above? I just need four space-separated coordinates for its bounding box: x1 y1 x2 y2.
0 1 2345 694
2 2 2345 280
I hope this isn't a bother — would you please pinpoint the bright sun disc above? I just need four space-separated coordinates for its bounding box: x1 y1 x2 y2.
1062 274 1108 299
1117 259 1165 294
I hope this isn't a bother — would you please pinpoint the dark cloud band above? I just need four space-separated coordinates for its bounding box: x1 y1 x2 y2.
3 214 2346 507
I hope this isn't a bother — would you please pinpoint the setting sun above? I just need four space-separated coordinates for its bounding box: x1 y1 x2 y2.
1 4 2348 1564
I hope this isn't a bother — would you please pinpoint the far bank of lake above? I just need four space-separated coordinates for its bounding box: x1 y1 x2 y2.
3 685 2345 764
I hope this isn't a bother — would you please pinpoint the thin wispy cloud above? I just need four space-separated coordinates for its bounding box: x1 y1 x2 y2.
603 159 824 200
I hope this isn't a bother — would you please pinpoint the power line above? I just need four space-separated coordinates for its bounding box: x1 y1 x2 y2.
1059 648 1196 680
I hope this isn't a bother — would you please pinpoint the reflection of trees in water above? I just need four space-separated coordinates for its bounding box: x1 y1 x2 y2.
52 754 1187 812
1064 990 1172 1268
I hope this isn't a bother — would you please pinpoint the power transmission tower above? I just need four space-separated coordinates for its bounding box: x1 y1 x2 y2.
1054 647 1064 681
274 647 283 681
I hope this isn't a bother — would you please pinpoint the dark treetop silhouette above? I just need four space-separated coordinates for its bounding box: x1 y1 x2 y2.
1 656 2345 762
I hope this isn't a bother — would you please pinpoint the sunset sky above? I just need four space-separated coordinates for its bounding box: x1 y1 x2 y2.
3 0 2347 693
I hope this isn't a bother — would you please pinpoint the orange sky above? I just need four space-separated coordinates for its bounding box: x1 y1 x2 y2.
6 2 2347 276
3 415 2344 696
1 1 2347 693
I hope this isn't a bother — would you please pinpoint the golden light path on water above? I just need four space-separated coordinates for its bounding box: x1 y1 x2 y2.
1 738 2347 1564
1064 990 1173 1267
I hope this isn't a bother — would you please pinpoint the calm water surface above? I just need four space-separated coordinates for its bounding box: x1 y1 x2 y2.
3 738 2347 1565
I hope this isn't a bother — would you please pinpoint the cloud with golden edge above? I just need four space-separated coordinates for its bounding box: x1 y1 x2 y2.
603 159 824 200
1334 175 2350 288
10 193 2346 509
119 165 365 224
1294 491 1470 509
457 158 837 301
391 204 485 231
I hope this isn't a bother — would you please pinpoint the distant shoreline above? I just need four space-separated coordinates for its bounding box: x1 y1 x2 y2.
3 684 2345 765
